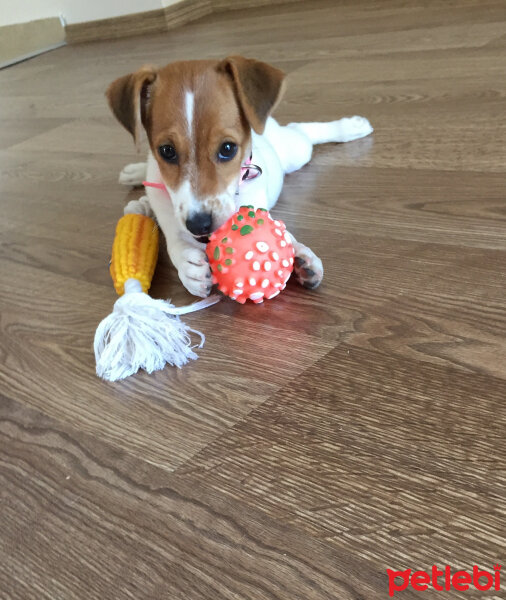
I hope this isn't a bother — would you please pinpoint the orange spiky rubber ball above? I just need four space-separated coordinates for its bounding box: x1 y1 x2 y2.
206 206 295 303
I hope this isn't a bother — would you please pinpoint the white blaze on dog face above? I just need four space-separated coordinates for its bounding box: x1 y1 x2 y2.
185 91 194 138
145 61 251 232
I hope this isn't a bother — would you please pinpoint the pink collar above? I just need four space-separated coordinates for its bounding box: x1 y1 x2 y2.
143 181 166 190
143 153 262 192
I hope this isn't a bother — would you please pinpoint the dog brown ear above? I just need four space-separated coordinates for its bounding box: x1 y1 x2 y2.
219 56 286 134
106 65 158 150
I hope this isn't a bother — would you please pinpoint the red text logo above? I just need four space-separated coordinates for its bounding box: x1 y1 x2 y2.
387 565 501 597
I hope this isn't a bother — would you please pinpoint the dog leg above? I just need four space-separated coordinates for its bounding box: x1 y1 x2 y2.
118 162 147 186
287 233 324 290
123 195 153 217
152 204 211 298
288 116 373 145
173 244 213 298
261 116 372 176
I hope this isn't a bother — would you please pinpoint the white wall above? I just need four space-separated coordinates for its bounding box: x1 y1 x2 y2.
0 0 182 27
0 0 65 26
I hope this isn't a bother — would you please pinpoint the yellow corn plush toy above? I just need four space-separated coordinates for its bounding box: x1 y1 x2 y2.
110 213 159 296
94 213 219 381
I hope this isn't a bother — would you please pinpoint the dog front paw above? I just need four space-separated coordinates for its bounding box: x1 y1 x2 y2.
118 162 147 187
178 247 212 298
124 195 153 217
294 245 324 290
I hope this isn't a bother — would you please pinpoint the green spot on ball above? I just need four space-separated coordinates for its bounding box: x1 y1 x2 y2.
237 214 244 221
240 225 254 236
231 224 238 230
217 264 223 272
214 246 220 260
225 258 232 266
257 218 264 225
221 237 228 243
248 211 255 218
225 247 234 254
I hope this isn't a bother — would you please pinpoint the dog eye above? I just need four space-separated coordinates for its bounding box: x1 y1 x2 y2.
158 144 178 164
217 142 238 162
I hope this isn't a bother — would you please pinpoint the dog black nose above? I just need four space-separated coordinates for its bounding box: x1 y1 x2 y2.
186 212 212 236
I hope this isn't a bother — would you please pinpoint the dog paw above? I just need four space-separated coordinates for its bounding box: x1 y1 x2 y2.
178 248 212 298
124 195 153 217
335 116 373 143
293 245 323 290
118 162 147 187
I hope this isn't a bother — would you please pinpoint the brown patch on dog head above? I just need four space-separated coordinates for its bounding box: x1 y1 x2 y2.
218 56 286 134
106 65 158 150
147 60 251 200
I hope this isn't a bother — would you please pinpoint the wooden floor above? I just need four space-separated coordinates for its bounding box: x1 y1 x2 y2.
1 1 505 598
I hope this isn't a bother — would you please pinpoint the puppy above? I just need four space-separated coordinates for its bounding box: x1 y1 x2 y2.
106 57 372 298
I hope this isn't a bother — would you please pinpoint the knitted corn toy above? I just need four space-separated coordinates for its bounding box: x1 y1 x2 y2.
94 213 218 381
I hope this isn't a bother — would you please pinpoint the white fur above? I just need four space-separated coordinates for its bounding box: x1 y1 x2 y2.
184 90 196 184
119 162 147 186
123 115 373 297
124 195 153 217
185 91 194 138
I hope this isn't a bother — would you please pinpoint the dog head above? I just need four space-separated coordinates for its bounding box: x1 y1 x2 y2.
106 57 285 239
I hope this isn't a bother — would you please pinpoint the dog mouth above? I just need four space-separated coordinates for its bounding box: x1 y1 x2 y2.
193 234 210 244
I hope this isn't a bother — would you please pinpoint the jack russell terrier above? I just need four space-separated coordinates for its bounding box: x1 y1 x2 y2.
106 56 373 298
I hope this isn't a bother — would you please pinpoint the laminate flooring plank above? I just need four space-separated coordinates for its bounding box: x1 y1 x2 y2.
0 394 413 600
177 344 505 599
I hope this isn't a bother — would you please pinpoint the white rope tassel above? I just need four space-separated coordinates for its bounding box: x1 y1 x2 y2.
94 279 221 382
